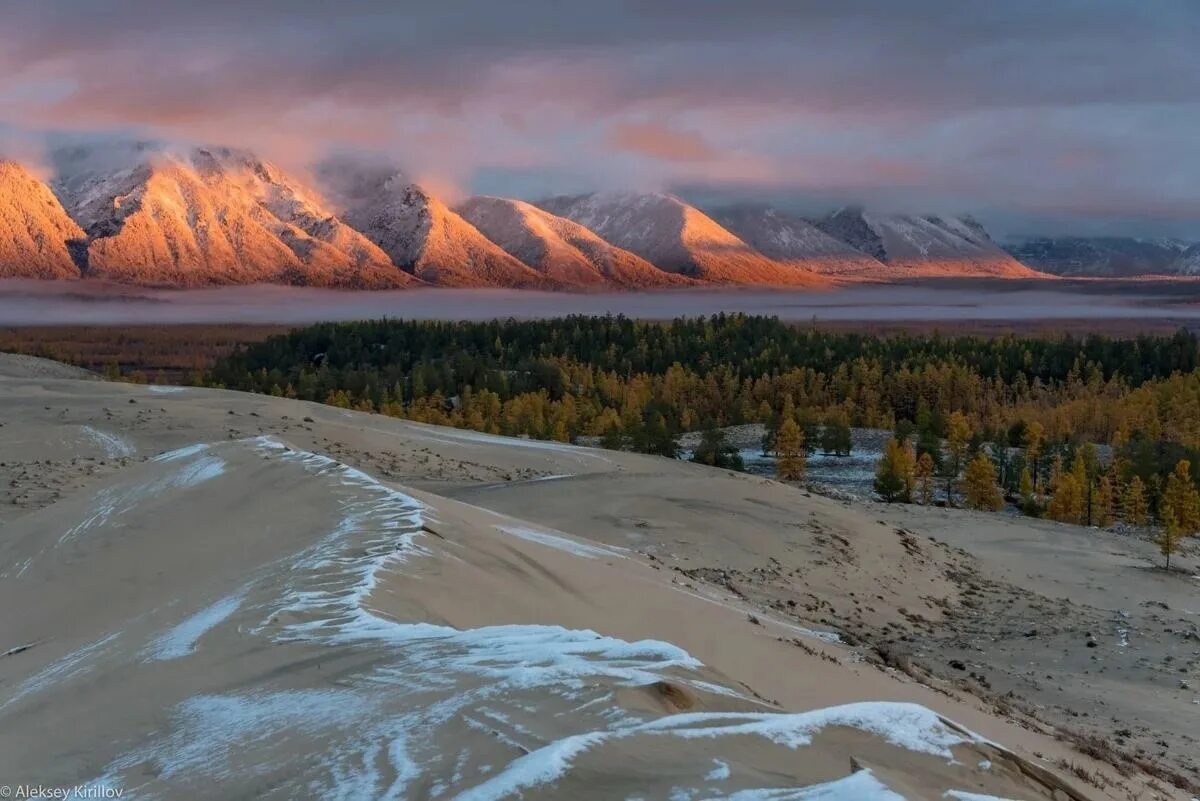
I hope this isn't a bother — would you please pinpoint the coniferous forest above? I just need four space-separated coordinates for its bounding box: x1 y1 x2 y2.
203 315 1200 553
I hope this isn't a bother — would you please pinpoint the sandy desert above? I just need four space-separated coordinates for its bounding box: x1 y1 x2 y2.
0 353 1194 800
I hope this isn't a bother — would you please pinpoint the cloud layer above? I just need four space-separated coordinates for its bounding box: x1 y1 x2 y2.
2 1 1198 236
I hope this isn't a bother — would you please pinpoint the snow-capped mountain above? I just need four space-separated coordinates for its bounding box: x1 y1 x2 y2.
815 207 1042 278
1176 244 1200 276
708 205 888 279
455 196 690 288
49 145 415 288
317 161 555 289
537 192 829 287
1003 236 1198 277
0 161 86 279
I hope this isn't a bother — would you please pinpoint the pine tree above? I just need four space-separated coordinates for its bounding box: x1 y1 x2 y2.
821 410 852 456
692 427 744 471
875 438 915 503
1121 475 1148 526
775 418 806 481
963 451 1004 511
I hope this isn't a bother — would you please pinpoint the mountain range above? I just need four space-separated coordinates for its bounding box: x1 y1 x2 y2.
1003 236 1200 278
1 140 1195 289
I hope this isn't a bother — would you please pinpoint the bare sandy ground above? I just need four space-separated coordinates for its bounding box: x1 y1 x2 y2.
0 358 1193 799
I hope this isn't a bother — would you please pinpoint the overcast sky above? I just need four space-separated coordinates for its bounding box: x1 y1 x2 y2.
2 1 1198 238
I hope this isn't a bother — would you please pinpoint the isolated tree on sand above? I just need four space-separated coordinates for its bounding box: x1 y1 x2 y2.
775 418 806 481
1159 507 1184 571
875 438 916 503
963 452 1004 511
1121 475 1148 526
914 451 936 505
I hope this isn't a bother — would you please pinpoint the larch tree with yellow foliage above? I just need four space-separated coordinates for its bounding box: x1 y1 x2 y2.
775 417 806 481
1161 460 1200 535
963 451 1004 511
914 451 936 505
874 437 916 503
942 412 972 506
1121 475 1148 526
1159 507 1183 571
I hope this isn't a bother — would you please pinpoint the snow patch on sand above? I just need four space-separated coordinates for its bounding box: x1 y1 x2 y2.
1 632 120 710
494 525 623 560
81 425 134 458
153 442 210 462
146 591 247 661
455 703 977 798
409 424 611 463
711 769 905 800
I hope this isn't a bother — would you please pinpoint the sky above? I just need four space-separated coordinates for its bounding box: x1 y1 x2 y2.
1 0 1198 239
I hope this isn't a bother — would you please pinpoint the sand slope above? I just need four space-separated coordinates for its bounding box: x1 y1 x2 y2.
0 361 1185 799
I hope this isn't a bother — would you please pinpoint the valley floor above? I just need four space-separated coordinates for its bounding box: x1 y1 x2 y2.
3 278 1200 332
0 354 1195 800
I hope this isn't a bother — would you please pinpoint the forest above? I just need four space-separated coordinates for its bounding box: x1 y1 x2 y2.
202 315 1200 559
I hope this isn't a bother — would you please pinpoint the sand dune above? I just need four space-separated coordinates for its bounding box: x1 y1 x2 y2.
0 361 1187 799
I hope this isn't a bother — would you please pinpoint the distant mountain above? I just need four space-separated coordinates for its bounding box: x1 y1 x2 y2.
1177 244 1200 276
49 145 415 288
814 207 1042 278
0 161 85 279
1003 236 1198 277
708 205 887 279
456 196 690 288
317 162 556 289
537 192 829 287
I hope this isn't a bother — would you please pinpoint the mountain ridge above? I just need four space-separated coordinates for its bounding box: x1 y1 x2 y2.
537 192 831 287
3 141 1173 289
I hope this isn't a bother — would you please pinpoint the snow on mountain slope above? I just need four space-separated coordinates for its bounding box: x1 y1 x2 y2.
709 205 889 280
456 196 691 288
816 207 1043 278
318 162 557 289
537 192 829 287
0 161 86 279
1004 236 1196 277
49 146 416 288
1176 243 1200 276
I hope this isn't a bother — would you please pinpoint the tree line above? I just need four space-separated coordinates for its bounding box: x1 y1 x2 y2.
204 315 1200 565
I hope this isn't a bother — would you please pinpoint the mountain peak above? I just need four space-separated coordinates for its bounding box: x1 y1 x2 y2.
0 160 86 279
537 192 828 287
47 145 417 288
319 161 557 288
457 195 691 288
814 207 1041 277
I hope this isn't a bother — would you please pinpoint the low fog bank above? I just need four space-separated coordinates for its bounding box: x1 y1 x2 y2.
0 280 1198 326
